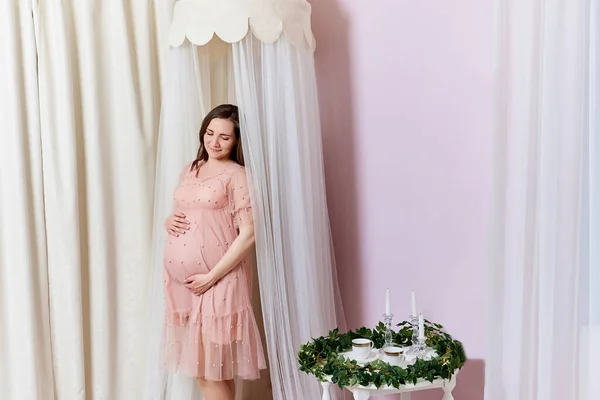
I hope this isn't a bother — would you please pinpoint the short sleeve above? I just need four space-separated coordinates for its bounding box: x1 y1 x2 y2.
229 167 254 229
172 164 192 202
177 162 193 185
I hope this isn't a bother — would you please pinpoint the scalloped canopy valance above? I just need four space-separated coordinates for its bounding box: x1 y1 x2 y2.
169 0 315 49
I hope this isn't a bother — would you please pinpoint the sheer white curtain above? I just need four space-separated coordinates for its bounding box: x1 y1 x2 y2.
1 1 172 399
486 0 599 399
144 40 207 400
232 34 345 399
580 2 600 397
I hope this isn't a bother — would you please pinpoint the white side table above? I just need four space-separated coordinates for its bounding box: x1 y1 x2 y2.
320 372 457 400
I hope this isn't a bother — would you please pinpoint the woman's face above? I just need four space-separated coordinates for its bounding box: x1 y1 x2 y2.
204 118 237 161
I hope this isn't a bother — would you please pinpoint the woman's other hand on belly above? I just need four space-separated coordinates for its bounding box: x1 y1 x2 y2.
183 273 217 296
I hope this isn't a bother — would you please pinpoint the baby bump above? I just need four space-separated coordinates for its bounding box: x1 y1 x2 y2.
163 232 211 281
163 233 229 281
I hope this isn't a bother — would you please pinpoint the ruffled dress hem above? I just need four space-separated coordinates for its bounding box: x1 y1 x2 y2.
162 304 267 381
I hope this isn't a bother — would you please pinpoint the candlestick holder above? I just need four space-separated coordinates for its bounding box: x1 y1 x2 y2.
382 313 394 348
409 314 419 346
405 336 427 358
405 315 427 358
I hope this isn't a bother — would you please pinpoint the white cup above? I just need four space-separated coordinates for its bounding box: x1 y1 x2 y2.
351 338 373 359
382 346 404 365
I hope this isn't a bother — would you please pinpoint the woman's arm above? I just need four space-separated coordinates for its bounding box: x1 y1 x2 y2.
184 167 255 295
184 223 254 295
207 222 254 282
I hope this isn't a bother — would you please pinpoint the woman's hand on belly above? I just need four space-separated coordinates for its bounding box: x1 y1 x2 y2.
164 212 190 236
183 273 217 296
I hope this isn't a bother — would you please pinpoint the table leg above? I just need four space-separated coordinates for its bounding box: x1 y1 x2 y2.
442 377 457 400
400 393 412 400
321 382 331 400
352 388 371 400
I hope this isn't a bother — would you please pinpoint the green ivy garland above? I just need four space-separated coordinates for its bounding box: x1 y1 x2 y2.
297 320 466 389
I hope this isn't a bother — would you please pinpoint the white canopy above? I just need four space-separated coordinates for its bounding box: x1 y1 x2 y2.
145 1 345 399
169 0 315 49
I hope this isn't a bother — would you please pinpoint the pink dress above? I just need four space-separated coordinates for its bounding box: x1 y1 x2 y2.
162 161 266 381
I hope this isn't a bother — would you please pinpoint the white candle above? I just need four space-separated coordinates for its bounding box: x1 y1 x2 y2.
418 313 425 339
411 290 417 317
385 288 391 315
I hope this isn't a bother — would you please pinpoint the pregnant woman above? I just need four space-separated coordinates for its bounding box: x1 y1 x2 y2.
162 104 266 400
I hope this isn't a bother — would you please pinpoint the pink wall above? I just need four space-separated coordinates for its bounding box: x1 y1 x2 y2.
311 0 494 398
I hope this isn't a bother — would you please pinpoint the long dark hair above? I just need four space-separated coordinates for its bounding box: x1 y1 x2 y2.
190 104 244 172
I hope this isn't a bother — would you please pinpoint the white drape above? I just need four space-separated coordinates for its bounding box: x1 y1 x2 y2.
0 2 51 399
1 1 171 399
487 0 600 399
232 34 345 399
